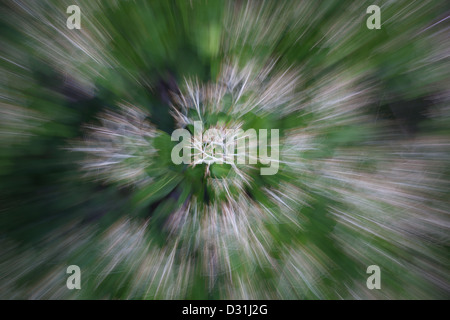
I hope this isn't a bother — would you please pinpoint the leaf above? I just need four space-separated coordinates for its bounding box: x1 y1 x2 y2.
132 173 182 208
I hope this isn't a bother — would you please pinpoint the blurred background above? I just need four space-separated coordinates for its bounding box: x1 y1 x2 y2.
0 0 449 299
